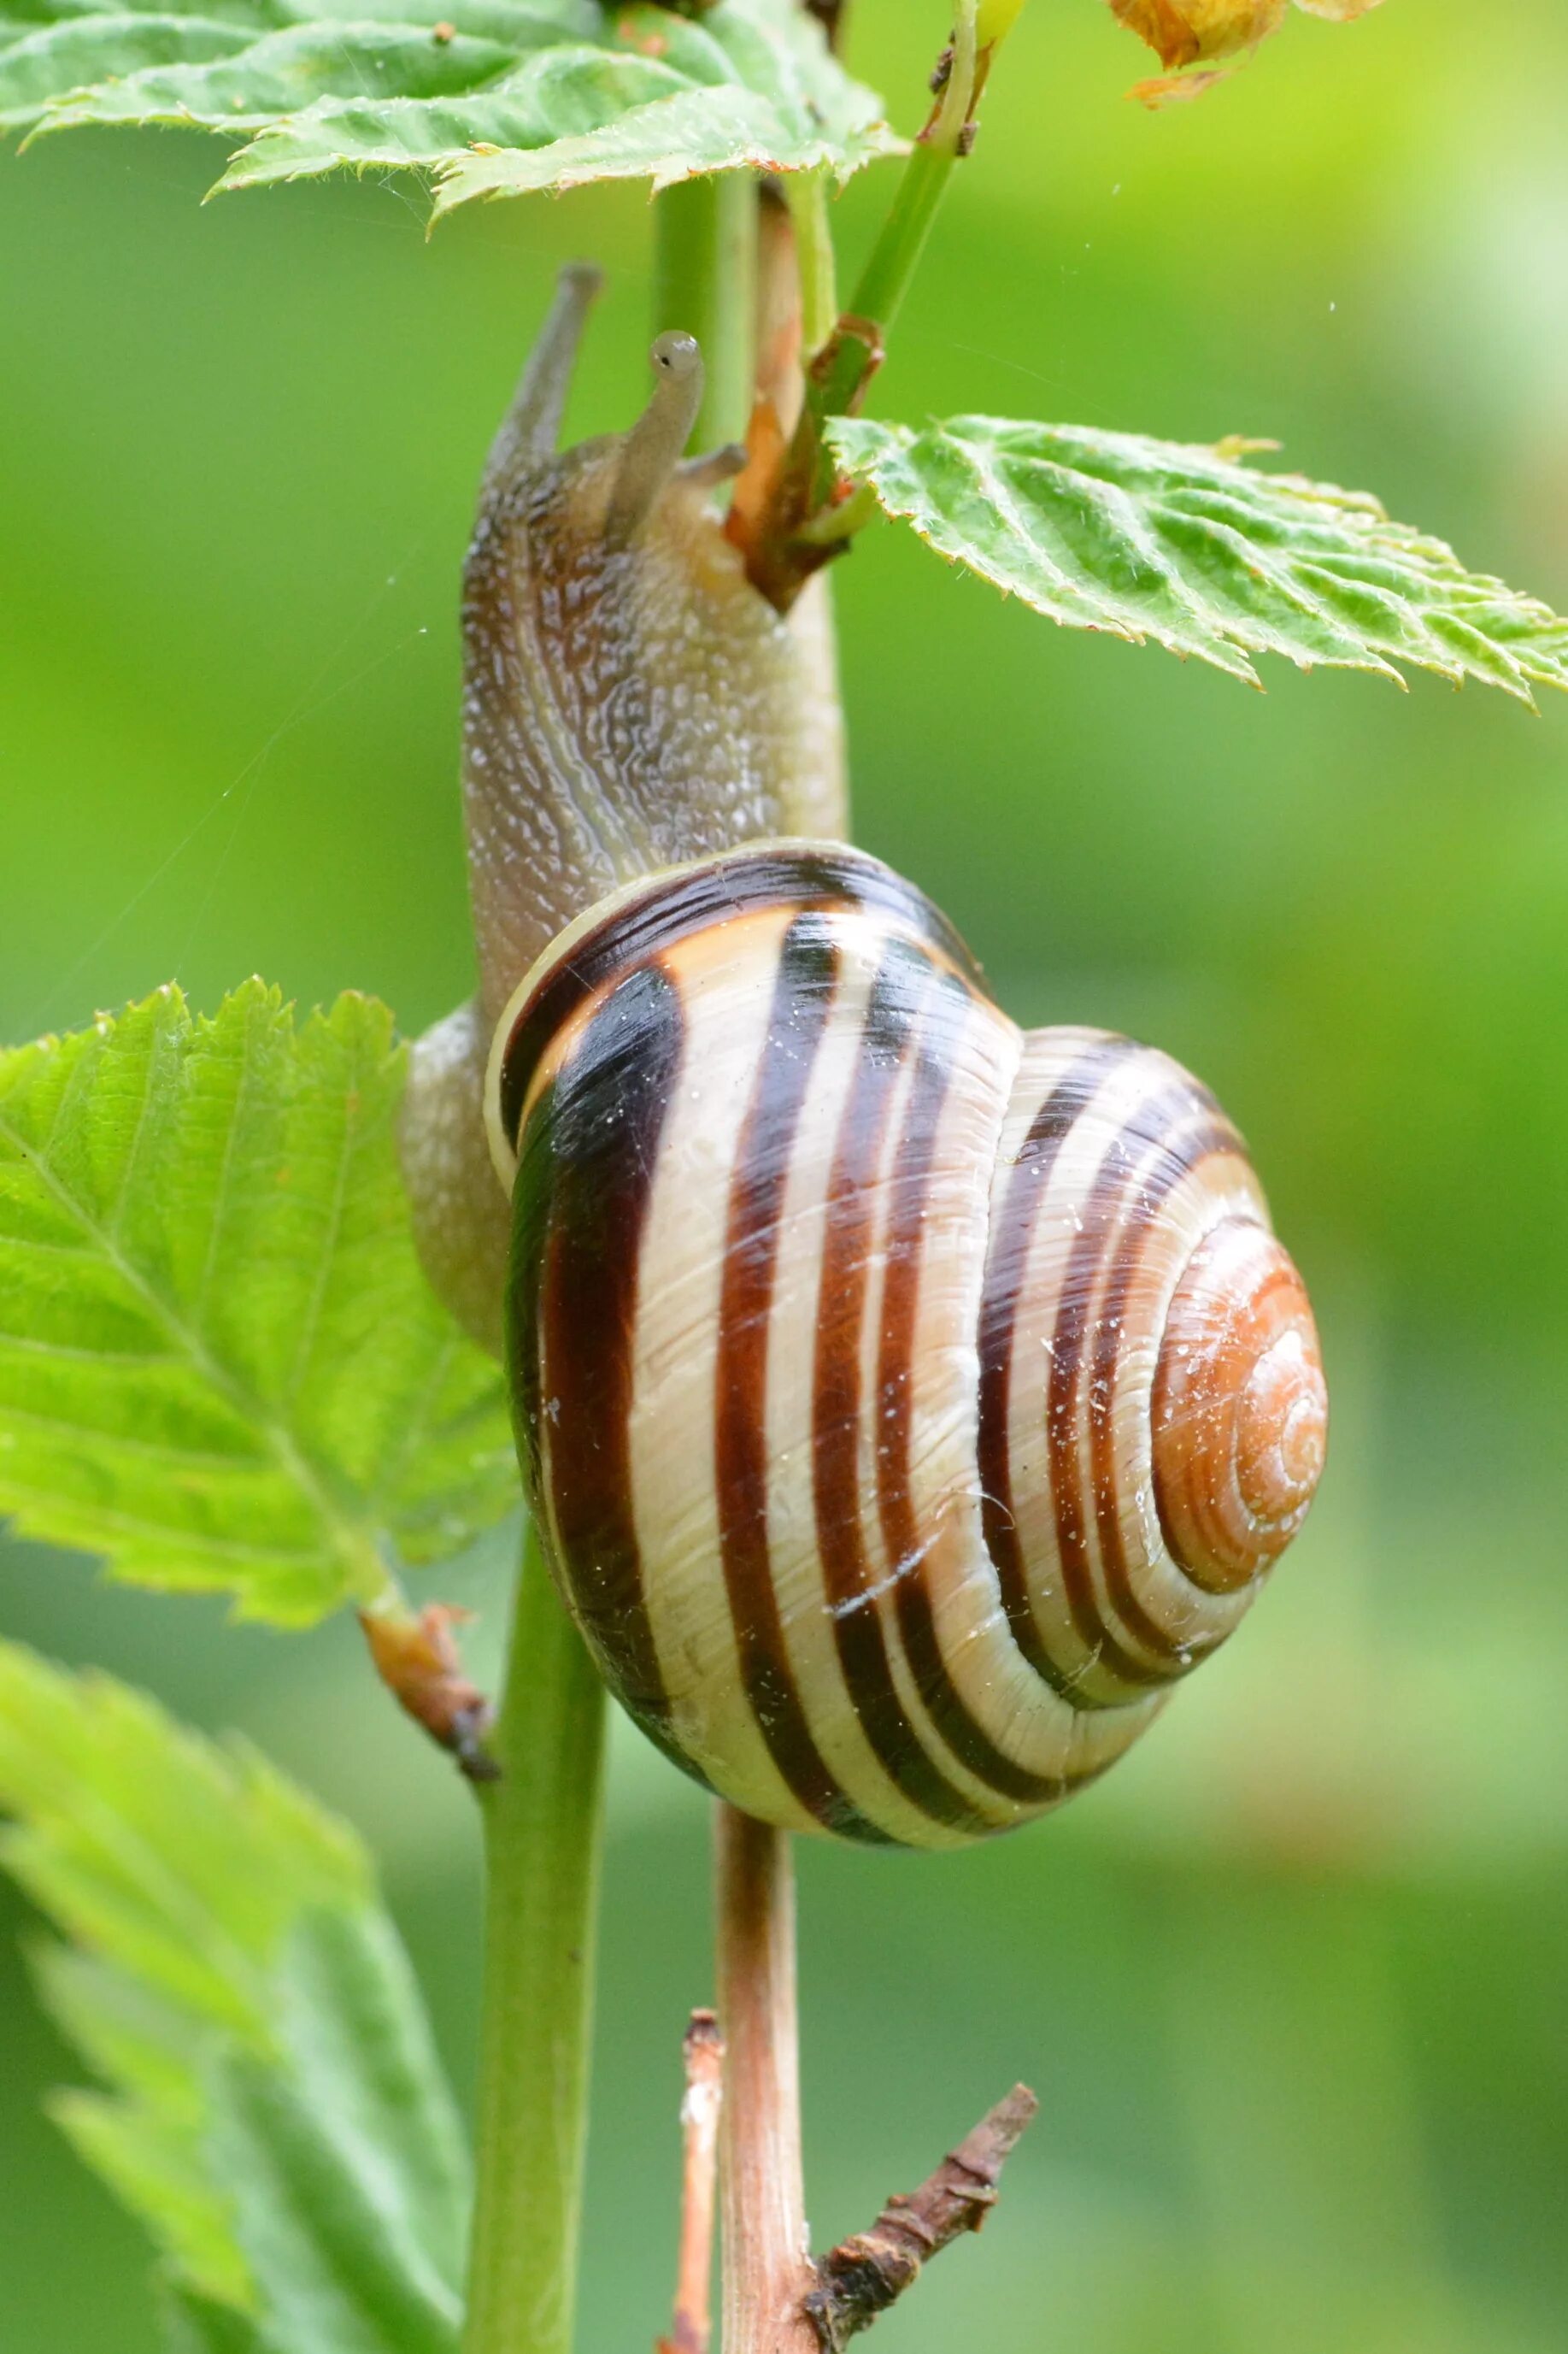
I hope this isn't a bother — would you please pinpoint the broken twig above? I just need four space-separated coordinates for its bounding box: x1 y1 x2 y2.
658 2010 725 2354
802 2085 1040 2350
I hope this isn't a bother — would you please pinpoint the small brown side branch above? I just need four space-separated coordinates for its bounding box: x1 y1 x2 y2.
359 1603 497 1780
802 2086 1040 2351
659 2010 725 2354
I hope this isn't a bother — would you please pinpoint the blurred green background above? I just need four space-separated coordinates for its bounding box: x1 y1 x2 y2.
3 1 1567 2347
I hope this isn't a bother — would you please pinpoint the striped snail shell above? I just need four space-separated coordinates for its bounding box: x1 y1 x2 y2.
484 841 1327 1850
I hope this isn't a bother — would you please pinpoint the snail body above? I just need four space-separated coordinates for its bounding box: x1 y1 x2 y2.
403 268 846 1354
484 842 1326 1849
461 268 846 1027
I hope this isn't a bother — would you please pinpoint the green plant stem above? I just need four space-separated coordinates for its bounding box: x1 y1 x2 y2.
803 1 980 450
849 131 958 345
784 168 837 356
462 1522 608 2354
654 172 758 451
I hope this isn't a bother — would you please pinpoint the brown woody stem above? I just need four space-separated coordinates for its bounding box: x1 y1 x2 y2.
738 8 987 610
714 1805 817 2354
738 2 1042 610
659 2010 726 2354
802 2086 1040 2351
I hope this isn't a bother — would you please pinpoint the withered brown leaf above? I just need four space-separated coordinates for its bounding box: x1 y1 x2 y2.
1130 62 1244 106
1107 0 1286 72
1108 0 1383 102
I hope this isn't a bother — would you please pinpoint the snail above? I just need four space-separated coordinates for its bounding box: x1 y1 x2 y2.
403 271 1327 1846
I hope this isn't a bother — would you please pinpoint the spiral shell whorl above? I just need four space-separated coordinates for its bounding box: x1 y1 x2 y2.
1152 1220 1326 1593
487 844 1324 1849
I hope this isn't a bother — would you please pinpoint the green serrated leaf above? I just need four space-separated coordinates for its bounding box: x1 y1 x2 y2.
163 2286 270 2354
1 0 898 211
826 414 1568 705
203 1911 467 2354
0 981 516 1626
0 1642 468 2349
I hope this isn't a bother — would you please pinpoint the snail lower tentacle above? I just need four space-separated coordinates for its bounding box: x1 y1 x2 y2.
484 841 1327 1850
604 329 707 547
